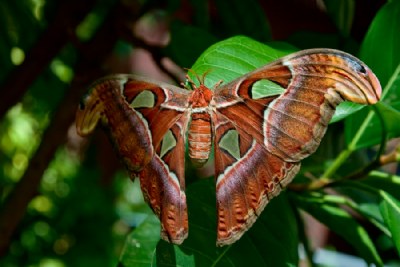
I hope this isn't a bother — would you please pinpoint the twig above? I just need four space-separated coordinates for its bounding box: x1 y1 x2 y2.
289 147 400 192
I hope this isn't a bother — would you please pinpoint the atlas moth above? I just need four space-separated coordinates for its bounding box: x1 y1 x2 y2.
76 48 381 246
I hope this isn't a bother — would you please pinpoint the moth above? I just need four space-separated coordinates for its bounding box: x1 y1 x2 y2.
76 48 381 246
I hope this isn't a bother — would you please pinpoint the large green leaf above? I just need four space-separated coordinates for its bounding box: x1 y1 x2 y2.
120 178 299 267
294 193 383 266
190 36 370 122
190 36 295 87
379 191 400 257
119 214 161 267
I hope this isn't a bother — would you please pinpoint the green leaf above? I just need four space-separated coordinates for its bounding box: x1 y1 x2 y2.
119 214 161 267
343 171 400 239
190 36 294 91
333 182 390 237
120 178 299 266
295 193 383 266
191 35 373 122
379 191 400 257
330 102 365 123
325 172 400 241
363 171 400 200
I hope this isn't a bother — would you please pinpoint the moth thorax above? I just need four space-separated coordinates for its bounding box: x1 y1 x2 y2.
188 114 212 168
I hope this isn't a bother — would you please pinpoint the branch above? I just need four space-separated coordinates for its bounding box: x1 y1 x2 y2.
289 147 400 192
0 3 120 256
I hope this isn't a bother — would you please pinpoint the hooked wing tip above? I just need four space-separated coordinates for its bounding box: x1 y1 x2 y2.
75 94 101 137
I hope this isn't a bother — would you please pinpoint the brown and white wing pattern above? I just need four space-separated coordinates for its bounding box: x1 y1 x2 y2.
212 49 381 245
76 74 191 244
212 112 300 246
76 49 382 247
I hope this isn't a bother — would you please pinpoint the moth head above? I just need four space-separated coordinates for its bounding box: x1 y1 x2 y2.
183 68 214 89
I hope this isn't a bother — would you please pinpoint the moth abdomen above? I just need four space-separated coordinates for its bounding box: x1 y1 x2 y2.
188 113 212 167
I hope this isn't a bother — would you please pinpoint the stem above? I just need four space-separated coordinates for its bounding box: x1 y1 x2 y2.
319 63 400 183
321 149 352 179
211 245 232 267
347 110 375 151
372 104 388 159
321 105 378 180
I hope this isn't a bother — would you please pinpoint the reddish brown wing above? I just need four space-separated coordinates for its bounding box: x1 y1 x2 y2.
138 113 190 244
212 49 381 245
76 76 154 173
212 112 300 246
76 74 191 244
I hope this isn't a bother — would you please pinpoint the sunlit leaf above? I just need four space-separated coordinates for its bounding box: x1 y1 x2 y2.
363 171 400 200
191 36 293 87
191 36 371 122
